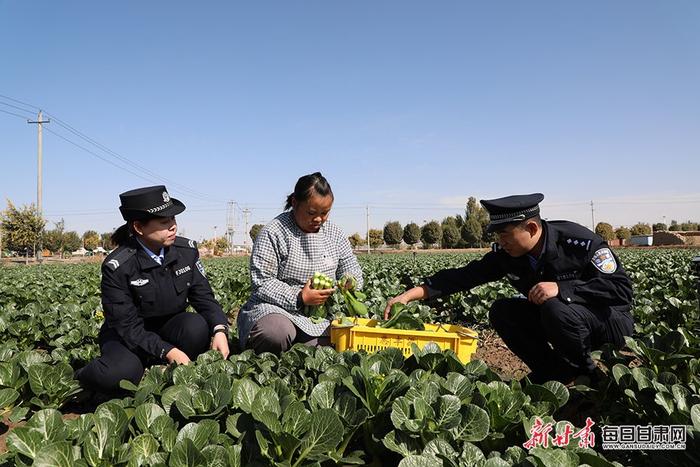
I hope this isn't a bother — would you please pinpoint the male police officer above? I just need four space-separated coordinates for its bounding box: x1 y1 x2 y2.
385 193 634 384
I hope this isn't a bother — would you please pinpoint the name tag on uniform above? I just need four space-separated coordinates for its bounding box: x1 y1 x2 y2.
130 278 149 286
175 265 192 276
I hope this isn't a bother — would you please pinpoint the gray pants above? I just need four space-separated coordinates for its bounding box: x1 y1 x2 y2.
247 313 331 354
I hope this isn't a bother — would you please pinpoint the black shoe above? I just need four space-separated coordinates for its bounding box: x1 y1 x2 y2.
64 387 119 414
523 366 593 386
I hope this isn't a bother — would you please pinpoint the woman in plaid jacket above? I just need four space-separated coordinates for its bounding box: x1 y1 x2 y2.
237 172 363 353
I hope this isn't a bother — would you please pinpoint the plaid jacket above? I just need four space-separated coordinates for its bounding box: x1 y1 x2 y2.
237 211 363 348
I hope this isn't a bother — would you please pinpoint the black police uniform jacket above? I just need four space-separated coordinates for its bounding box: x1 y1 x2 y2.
100 236 228 359
425 220 633 310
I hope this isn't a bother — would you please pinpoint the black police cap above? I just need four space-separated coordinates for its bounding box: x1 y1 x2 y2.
118 185 186 221
480 193 544 233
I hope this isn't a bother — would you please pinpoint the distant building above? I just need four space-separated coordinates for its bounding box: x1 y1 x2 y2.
629 235 653 246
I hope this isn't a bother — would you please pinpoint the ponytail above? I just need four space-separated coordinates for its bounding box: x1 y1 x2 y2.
111 223 133 247
284 172 333 210
284 193 295 210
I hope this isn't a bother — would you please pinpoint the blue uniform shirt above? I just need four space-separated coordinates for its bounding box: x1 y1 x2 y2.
136 238 165 265
526 232 547 270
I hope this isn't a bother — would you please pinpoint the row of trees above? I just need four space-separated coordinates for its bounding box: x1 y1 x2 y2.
44 222 110 253
228 217 700 251
348 197 496 250
5 198 700 256
595 222 652 242
244 199 492 251
654 220 700 232
1 201 112 256
350 208 700 251
595 220 699 241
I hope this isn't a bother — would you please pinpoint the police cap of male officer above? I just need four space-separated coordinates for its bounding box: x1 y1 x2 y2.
385 193 634 385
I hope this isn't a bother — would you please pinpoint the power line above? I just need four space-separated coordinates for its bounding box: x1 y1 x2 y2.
0 108 32 119
1 93 226 204
39 122 224 204
44 113 218 202
595 199 700 205
43 126 168 184
217 198 700 211
0 93 39 112
44 212 113 217
40 126 220 210
44 206 229 216
0 101 36 117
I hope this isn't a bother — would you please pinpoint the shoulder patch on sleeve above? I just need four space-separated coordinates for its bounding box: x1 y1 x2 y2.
591 247 617 274
564 237 593 251
104 247 136 271
174 236 197 249
196 259 206 277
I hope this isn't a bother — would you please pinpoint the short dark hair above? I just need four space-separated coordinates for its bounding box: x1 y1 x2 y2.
284 172 333 210
496 214 542 233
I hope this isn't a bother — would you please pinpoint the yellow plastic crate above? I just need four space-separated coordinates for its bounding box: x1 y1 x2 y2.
330 317 478 363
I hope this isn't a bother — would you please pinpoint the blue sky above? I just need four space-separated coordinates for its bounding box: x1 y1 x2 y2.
1 1 698 244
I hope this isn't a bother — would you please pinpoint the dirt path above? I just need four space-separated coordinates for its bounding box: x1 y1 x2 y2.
474 329 530 380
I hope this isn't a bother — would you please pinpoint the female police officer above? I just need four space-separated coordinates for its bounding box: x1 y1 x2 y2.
75 185 230 393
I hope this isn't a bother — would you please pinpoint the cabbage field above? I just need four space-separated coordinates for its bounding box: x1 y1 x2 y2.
0 249 698 466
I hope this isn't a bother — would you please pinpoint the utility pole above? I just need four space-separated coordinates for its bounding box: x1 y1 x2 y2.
242 208 251 249
226 201 236 253
366 205 370 253
28 110 50 261
590 200 595 231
